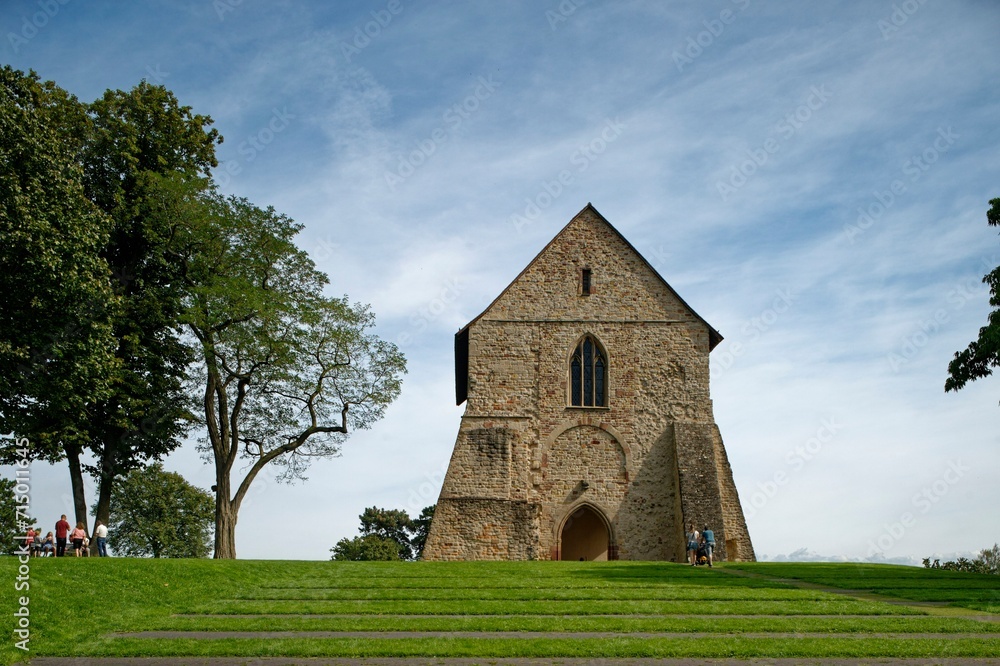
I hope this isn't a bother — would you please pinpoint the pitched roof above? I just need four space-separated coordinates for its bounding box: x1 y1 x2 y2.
454 203 724 404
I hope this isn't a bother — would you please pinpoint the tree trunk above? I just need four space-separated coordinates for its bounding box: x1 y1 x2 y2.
214 501 238 559
213 475 238 559
65 442 89 537
93 479 112 545
94 436 118 530
93 441 115 537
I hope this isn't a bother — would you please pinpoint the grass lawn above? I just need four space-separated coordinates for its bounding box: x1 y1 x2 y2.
729 561 1000 612
1 557 998 663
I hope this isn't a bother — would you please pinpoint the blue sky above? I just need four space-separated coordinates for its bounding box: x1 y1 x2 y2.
4 0 999 562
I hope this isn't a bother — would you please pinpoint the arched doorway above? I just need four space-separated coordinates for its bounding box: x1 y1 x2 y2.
560 504 612 561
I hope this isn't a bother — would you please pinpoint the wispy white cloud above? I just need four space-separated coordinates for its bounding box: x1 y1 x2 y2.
3 0 998 561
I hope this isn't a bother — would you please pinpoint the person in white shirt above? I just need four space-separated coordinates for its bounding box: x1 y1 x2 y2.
94 520 109 557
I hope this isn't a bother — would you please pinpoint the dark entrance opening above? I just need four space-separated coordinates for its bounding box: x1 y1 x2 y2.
560 505 610 561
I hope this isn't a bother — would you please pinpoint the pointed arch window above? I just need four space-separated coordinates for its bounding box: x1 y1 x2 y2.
570 335 607 407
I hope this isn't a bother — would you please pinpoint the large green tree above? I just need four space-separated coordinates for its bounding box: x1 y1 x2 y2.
103 462 214 558
0 67 118 499
330 505 435 561
359 506 415 560
411 504 435 560
946 196 1000 395
82 82 221 538
170 185 406 558
0 70 222 536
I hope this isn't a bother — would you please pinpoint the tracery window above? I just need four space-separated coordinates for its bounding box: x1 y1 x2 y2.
570 335 606 407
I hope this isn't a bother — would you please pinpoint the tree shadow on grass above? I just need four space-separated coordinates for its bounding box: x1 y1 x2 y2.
565 561 794 588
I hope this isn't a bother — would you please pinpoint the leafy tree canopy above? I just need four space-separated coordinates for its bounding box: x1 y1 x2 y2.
330 533 405 562
0 66 118 457
162 179 406 558
331 505 435 561
411 504 435 560
102 462 214 558
0 68 404 561
82 82 222 533
0 68 223 536
946 196 1000 395
360 506 414 560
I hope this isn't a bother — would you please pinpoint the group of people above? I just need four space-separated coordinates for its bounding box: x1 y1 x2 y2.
686 523 716 567
23 515 109 557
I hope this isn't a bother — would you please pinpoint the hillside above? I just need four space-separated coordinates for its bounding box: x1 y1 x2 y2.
2 558 998 663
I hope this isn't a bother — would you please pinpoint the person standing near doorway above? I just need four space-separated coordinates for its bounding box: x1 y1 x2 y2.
54 515 71 557
686 523 700 566
701 525 716 567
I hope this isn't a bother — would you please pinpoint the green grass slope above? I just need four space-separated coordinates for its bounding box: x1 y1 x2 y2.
1 558 997 663
730 561 1000 612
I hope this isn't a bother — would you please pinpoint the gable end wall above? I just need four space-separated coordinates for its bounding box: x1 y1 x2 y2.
423 206 754 562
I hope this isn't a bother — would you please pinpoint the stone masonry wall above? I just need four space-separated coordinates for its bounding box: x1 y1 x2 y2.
423 497 540 561
423 206 754 562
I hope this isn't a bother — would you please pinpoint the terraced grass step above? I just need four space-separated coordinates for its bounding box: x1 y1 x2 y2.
191 598 922 616
2 558 997 664
155 613 1000 633
114 630 1000 639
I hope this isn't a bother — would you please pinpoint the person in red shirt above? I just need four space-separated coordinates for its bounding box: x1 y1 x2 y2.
54 515 71 557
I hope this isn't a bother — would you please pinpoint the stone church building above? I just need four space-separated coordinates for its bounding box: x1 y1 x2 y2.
422 204 754 562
